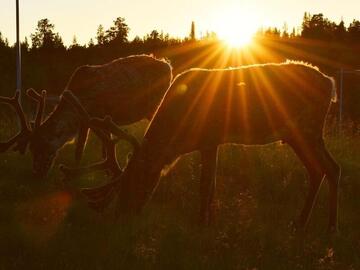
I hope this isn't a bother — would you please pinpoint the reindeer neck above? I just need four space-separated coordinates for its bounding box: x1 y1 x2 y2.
38 99 82 150
119 138 174 212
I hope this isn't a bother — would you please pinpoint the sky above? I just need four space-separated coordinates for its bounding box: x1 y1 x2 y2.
1 0 359 45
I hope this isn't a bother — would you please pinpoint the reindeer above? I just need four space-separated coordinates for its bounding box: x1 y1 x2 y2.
81 61 340 232
0 55 172 178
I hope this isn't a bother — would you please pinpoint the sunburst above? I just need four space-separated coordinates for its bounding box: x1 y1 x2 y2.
213 7 258 48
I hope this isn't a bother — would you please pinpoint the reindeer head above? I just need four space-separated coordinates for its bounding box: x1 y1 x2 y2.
28 132 58 178
0 89 52 178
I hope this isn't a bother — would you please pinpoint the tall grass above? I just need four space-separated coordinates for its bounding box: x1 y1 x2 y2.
0 119 359 270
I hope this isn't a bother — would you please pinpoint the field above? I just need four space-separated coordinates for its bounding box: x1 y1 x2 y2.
0 118 359 270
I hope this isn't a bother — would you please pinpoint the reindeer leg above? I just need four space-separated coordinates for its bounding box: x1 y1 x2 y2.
289 140 324 231
75 125 89 165
318 140 341 233
289 138 338 232
199 146 218 226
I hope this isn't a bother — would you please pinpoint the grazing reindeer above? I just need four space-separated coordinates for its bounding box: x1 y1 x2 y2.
83 61 340 232
0 55 172 177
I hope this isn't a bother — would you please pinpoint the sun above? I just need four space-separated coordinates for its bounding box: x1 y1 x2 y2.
221 25 255 48
212 7 259 48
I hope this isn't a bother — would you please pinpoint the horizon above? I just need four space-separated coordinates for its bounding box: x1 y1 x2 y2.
1 0 359 46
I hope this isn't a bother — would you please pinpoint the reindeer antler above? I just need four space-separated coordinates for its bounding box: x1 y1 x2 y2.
76 116 140 212
0 89 48 154
90 116 140 152
0 91 31 154
62 90 139 151
63 90 139 150
26 88 47 128
60 90 139 189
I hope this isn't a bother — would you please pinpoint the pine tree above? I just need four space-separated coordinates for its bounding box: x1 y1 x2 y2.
88 38 95 48
282 22 289 38
190 21 196 40
348 20 360 42
96 24 106 45
30 18 64 49
70 35 81 49
105 17 130 45
0 32 7 48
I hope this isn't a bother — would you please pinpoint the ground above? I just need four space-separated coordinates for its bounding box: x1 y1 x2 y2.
0 120 359 270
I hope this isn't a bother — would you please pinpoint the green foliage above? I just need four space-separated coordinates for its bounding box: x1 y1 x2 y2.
0 31 9 48
94 18 131 47
348 20 360 42
96 24 106 45
301 12 360 42
30 18 65 50
105 17 130 45
302 13 336 40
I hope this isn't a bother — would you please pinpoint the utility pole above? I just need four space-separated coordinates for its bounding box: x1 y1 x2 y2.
339 68 343 134
16 0 21 98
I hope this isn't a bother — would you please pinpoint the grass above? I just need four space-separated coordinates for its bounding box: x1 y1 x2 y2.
0 119 359 270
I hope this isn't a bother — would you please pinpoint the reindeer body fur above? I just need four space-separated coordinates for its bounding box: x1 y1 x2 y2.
30 55 173 176
108 62 339 231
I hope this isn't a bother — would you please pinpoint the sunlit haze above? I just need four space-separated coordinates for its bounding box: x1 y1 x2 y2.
1 0 359 45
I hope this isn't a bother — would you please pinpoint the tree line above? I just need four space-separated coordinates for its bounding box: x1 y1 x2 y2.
0 13 359 124
1 13 359 51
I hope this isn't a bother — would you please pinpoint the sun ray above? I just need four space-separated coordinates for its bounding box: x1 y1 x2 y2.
166 45 225 146
246 52 279 135
167 42 218 72
189 45 233 139
249 63 319 162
